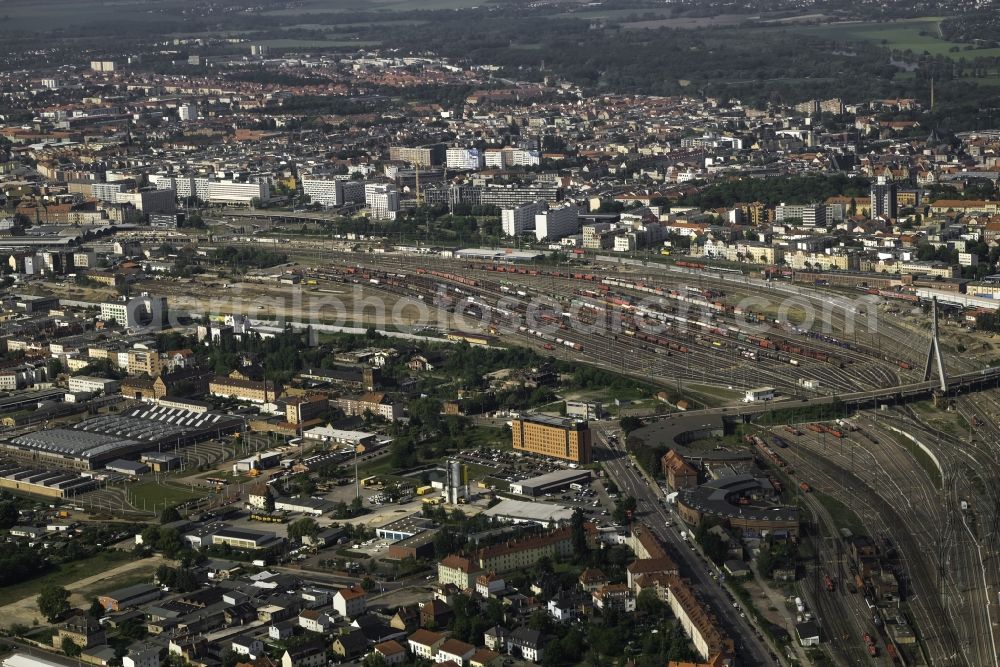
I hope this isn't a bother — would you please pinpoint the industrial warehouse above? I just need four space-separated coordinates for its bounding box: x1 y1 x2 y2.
675 474 800 539
1 405 243 470
0 461 98 499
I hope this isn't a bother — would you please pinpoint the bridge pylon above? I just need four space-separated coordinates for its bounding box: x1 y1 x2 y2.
924 296 948 392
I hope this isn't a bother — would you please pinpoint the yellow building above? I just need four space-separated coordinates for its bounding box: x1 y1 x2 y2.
511 414 592 463
127 349 162 377
209 372 279 404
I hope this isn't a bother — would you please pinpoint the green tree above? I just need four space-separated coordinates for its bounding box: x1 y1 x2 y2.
619 416 643 434
160 505 182 524
88 598 105 618
263 487 276 513
288 517 320 542
571 508 589 557
37 584 71 622
61 637 82 657
636 588 663 616
0 500 18 529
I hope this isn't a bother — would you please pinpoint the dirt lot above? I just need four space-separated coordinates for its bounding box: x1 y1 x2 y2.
0 554 167 628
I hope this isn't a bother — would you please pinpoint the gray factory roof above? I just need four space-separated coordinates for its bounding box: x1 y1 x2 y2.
483 498 575 525
512 468 591 493
10 429 141 459
8 405 240 462
676 474 799 523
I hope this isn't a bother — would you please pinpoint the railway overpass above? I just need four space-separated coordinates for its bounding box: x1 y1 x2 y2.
705 365 1000 419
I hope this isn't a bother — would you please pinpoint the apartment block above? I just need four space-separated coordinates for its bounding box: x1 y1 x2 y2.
512 413 591 463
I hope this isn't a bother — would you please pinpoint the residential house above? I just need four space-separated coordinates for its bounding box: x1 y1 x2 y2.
483 626 509 652
592 583 635 613
54 615 105 649
231 635 264 659
578 568 609 594
469 649 502 667
390 605 421 633
438 554 481 589
547 591 578 622
475 572 505 597
280 642 326 667
510 627 544 663
331 629 370 659
407 629 446 659
298 609 332 633
333 585 366 619
626 557 679 589
373 640 407 665
436 639 476 666
420 599 454 629
123 647 160 667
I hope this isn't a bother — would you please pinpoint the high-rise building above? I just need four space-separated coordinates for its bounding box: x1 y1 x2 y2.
774 203 826 227
534 204 579 241
870 175 898 220
302 178 367 207
206 180 270 205
100 295 167 331
446 148 485 171
178 104 198 122
365 183 400 220
388 145 446 167
91 181 129 202
501 201 546 236
512 414 592 463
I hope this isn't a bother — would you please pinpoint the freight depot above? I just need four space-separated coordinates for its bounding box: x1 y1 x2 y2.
674 473 800 539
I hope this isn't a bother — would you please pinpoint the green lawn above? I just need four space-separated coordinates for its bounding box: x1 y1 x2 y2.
127 481 207 510
814 492 866 538
356 455 395 477
254 38 381 48
0 551 132 606
801 17 1000 60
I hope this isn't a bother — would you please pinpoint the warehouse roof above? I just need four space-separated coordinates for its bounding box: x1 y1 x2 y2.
483 499 574 526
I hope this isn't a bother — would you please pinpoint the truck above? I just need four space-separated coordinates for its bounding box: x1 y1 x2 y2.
824 574 835 592
679 530 688 542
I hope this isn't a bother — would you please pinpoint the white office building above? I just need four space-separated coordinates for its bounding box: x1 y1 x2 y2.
114 189 177 214
178 104 198 121
534 204 579 241
206 180 270 205
100 295 167 330
502 201 546 236
365 183 399 220
302 178 366 207
150 175 211 202
484 147 541 169
91 181 129 202
446 148 485 171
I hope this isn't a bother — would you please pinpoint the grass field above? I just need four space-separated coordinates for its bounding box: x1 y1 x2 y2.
128 481 207 510
260 0 496 15
801 17 1000 60
814 492 866 538
0 551 132 607
254 38 380 48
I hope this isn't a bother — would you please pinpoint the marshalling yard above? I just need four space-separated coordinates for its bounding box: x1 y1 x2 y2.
31 231 1000 667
